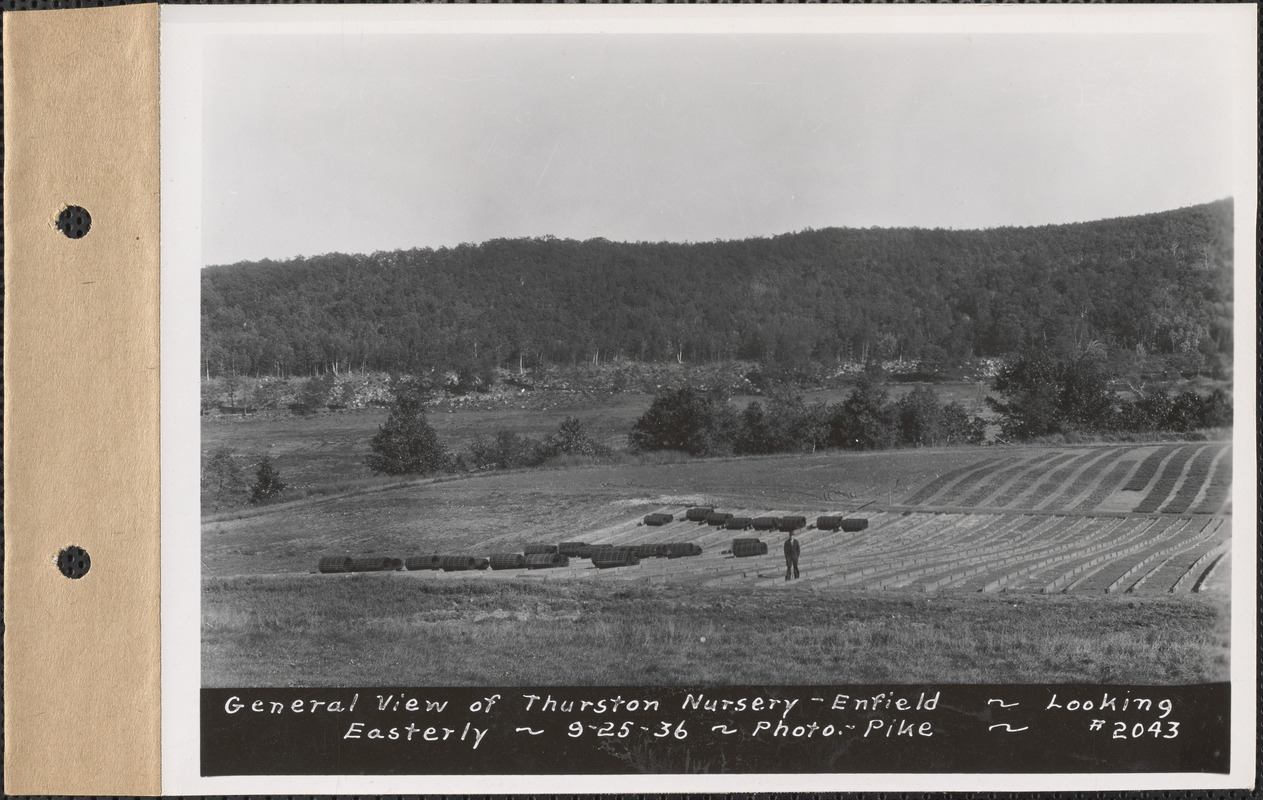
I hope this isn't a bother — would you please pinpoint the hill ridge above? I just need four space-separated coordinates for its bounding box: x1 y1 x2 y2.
202 199 1232 379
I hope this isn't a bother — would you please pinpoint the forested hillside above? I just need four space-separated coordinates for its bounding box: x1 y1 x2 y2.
202 200 1232 378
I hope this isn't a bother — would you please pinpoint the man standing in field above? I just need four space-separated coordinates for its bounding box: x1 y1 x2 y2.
784 530 801 581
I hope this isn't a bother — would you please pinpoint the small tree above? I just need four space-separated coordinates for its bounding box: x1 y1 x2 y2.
735 400 773 455
896 385 945 447
737 390 828 454
222 372 242 408
366 378 451 475
249 454 287 504
986 350 1063 440
828 366 897 450
543 416 611 459
940 401 987 445
292 373 335 417
202 446 247 510
987 350 1117 440
627 387 739 456
469 430 546 470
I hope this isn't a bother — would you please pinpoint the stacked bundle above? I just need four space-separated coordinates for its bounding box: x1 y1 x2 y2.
317 556 353 573
592 548 641 569
525 553 569 569
731 540 768 558
661 543 703 558
778 516 807 533
488 553 526 570
439 555 478 572
350 556 402 572
632 543 667 559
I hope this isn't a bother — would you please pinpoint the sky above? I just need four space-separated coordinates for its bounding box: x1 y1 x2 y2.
201 29 1241 266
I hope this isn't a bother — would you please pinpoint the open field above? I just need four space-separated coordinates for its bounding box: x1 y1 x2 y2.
203 439 1232 686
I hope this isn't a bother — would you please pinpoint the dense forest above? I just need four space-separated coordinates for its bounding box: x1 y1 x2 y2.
202 200 1232 379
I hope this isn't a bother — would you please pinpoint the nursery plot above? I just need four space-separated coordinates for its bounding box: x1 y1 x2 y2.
209 442 1230 597
205 441 1236 692
538 442 1234 594
1190 445 1233 515
541 507 1227 596
1133 445 1208 513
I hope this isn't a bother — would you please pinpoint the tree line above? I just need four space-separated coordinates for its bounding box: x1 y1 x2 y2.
987 351 1232 441
203 354 1231 510
367 354 1230 475
626 379 985 457
203 200 1233 380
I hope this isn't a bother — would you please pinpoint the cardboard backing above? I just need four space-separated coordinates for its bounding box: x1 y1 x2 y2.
3 4 162 794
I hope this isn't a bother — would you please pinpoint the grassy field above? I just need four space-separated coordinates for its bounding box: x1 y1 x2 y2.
203 576 1228 687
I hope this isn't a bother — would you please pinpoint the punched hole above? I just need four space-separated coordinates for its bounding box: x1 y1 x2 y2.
55 205 91 239
57 546 91 579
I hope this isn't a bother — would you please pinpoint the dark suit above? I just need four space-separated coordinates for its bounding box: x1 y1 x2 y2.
784 536 801 580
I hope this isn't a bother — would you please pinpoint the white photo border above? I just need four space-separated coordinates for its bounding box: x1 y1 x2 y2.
161 4 1257 793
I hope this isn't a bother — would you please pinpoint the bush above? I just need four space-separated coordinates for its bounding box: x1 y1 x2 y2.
542 416 611 459
467 417 610 471
468 430 548 470
895 387 986 446
991 350 1233 440
1117 388 1232 433
249 454 287 504
895 386 943 446
735 390 829 455
365 378 451 475
447 362 496 395
291 373 335 417
627 387 739 456
939 401 987 445
827 367 897 450
202 446 248 510
987 351 1116 439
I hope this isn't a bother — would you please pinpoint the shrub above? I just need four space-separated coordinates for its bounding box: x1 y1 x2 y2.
202 446 248 510
1118 388 1233 433
365 378 451 475
291 373 335 417
895 385 945 447
627 387 739 456
248 454 287 505
734 389 829 455
542 416 611 459
987 351 1117 439
992 351 1232 440
469 430 548 470
827 368 897 450
939 401 987 445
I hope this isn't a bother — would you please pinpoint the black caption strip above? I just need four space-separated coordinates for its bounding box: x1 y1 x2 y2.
202 683 1228 776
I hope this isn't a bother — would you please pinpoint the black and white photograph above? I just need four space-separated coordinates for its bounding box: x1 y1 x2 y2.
160 5 1255 792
